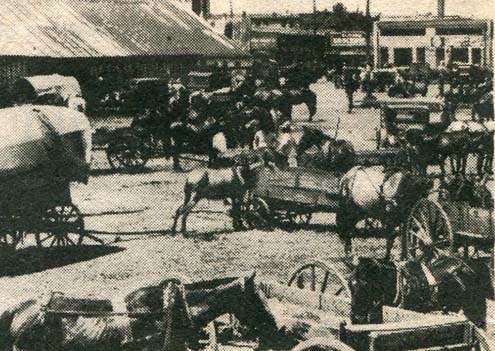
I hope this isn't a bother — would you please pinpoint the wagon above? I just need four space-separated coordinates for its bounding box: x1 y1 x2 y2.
246 167 342 227
255 266 493 351
103 78 170 172
375 98 443 150
0 105 101 251
11 74 83 107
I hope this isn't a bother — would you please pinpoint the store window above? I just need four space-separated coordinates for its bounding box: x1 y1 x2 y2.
472 48 482 65
451 48 469 63
380 47 389 66
394 48 413 67
416 47 426 63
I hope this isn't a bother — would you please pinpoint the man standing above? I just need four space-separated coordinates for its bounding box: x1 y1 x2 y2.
277 121 297 167
343 66 360 113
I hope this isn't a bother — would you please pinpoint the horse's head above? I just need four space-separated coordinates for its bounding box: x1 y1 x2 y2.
382 171 433 218
297 126 331 157
349 258 393 324
230 272 279 344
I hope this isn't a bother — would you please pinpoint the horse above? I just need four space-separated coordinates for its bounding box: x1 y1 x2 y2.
279 87 317 122
0 272 280 351
445 120 493 176
171 157 271 235
349 255 487 327
296 126 355 173
337 166 433 260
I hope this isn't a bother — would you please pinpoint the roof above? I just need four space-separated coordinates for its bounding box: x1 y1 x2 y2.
378 16 491 30
0 0 247 58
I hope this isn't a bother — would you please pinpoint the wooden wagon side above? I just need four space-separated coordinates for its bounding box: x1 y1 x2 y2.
248 167 341 226
257 280 484 351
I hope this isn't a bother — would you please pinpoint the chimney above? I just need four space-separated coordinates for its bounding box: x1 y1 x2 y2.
438 0 445 17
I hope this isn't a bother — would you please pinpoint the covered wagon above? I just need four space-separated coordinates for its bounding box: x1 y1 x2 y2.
0 105 98 250
12 74 83 107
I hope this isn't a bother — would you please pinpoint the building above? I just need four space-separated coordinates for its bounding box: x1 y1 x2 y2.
0 0 248 109
373 16 494 68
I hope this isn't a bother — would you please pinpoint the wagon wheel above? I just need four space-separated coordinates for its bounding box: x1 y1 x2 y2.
403 198 454 261
291 338 356 351
288 259 351 298
244 196 271 229
36 204 86 248
107 135 151 171
287 211 312 225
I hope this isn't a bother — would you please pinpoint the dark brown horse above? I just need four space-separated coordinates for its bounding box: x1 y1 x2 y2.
296 126 355 173
0 272 279 351
338 166 432 260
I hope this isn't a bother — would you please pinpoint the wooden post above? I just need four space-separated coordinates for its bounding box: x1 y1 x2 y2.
162 282 188 351
487 131 495 338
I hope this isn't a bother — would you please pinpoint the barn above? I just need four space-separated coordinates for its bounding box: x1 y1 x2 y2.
0 0 249 111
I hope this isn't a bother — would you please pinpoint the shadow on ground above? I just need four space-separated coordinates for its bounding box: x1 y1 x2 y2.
0 245 125 277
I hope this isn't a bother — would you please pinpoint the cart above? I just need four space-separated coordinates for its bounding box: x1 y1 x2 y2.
255 267 493 351
246 167 342 227
103 78 170 172
0 105 101 251
375 99 444 150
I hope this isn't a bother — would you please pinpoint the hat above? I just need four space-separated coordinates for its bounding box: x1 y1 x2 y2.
280 121 291 131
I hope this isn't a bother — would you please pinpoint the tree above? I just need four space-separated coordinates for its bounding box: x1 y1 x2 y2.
332 2 348 17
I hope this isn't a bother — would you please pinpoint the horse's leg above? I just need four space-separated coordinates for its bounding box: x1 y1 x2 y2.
307 92 317 121
181 192 201 235
172 138 183 172
384 226 396 261
172 187 192 235
336 207 354 258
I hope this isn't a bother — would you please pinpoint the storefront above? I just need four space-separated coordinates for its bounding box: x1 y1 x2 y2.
373 16 493 69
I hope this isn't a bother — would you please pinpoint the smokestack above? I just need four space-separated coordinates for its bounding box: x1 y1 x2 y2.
438 0 445 17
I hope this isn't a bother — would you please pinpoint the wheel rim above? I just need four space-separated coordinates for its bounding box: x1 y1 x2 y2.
288 259 351 297
107 141 149 171
245 197 270 229
37 205 85 248
404 198 453 261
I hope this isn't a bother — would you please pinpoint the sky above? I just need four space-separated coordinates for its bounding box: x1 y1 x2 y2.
209 0 494 18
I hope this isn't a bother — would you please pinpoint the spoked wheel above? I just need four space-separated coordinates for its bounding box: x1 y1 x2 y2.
288 259 351 298
107 134 151 172
403 198 454 261
287 211 312 225
244 196 271 229
36 205 86 248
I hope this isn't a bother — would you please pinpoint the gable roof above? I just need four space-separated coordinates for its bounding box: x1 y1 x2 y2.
0 0 247 58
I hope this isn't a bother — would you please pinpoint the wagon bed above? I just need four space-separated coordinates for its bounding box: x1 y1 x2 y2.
255 279 493 351
249 167 342 225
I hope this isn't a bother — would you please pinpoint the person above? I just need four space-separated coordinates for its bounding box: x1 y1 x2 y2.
437 60 448 97
343 66 360 113
276 121 297 167
209 123 231 168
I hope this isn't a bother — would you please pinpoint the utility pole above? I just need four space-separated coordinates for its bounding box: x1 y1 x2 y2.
230 0 234 19
365 0 372 66
313 0 317 35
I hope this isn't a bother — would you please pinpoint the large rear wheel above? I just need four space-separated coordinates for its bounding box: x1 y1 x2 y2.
36 205 86 248
403 198 454 262
107 134 151 172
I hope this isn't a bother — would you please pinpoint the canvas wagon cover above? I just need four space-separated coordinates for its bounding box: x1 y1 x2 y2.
13 75 82 105
0 105 90 175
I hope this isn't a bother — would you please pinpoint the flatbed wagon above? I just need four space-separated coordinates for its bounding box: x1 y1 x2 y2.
247 166 341 226
256 276 492 351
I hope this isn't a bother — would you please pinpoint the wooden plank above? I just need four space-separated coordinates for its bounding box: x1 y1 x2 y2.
402 343 471 351
441 202 493 241
365 323 469 351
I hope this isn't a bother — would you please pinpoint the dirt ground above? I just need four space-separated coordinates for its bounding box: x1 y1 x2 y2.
0 81 477 305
